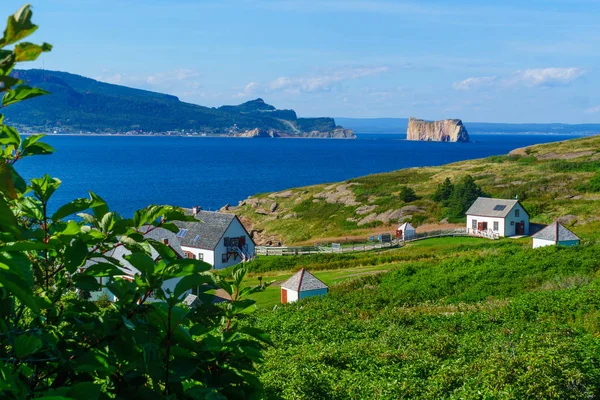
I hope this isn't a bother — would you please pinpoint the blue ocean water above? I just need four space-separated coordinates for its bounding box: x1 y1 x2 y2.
16 133 580 216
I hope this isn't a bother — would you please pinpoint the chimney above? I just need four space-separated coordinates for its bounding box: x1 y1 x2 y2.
161 238 169 245
192 206 202 215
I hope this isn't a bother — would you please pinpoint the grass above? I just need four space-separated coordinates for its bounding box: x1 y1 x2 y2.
249 233 600 399
229 135 600 245
244 263 393 309
239 235 515 309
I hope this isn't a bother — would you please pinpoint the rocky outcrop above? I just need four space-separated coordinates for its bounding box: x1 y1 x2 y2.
407 118 469 142
238 128 277 138
235 127 355 139
301 127 356 139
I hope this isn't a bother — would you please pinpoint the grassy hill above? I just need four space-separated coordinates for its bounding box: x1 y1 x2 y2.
3 69 345 135
243 236 600 399
229 135 600 244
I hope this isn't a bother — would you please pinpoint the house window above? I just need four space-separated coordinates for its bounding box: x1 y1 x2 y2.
472 219 477 230
198 253 204 261
493 221 499 231
224 237 230 246
515 209 520 218
510 221 515 226
183 251 195 259
222 254 227 263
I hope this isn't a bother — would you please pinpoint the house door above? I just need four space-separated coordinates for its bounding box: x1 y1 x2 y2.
516 222 525 235
281 289 287 304
477 222 488 231
396 229 403 239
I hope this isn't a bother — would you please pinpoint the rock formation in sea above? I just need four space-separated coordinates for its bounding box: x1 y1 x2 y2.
407 118 469 142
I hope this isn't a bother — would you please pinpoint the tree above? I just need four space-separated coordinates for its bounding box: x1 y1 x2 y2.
432 177 454 203
399 186 418 203
0 6 269 399
447 175 485 217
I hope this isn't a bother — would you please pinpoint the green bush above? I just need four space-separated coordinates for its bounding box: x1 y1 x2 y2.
251 244 600 399
399 186 418 202
0 8 269 398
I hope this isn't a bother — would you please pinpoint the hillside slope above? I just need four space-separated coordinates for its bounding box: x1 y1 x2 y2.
3 69 353 137
227 135 600 244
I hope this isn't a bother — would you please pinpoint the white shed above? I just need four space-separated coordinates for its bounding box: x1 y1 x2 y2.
396 222 416 241
465 197 530 237
280 268 328 304
532 221 580 249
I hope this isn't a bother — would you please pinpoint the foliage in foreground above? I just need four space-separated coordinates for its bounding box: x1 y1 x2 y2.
0 6 269 399
251 244 600 399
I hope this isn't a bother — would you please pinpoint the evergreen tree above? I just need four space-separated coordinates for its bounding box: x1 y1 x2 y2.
399 186 418 203
448 175 485 217
432 177 454 203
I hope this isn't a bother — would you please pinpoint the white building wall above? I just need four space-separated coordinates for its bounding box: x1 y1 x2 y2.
213 219 255 270
285 289 299 303
466 215 505 236
533 238 555 249
298 288 328 300
180 246 215 267
503 203 530 236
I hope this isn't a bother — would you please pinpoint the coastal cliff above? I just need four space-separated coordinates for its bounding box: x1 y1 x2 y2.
236 126 355 139
407 118 469 142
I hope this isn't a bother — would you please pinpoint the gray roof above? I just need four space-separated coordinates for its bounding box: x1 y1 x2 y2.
83 226 183 275
281 268 328 292
465 197 522 218
533 222 580 242
174 210 237 250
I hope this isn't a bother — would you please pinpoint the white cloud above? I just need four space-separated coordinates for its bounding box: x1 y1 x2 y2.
234 66 389 99
454 67 585 91
453 76 497 91
511 68 585 87
267 66 389 93
584 105 600 114
234 81 261 98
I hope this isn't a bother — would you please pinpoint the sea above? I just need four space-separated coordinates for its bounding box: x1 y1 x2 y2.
15 133 583 216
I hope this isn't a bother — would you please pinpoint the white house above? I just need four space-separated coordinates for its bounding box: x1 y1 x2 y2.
174 208 255 270
465 197 530 237
532 221 580 249
84 226 187 302
280 268 328 304
396 222 416 241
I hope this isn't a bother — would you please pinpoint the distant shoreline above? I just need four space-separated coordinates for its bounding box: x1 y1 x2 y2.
21 133 357 139
21 132 597 139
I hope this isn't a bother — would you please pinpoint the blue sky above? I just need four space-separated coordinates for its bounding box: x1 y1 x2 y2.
5 0 600 122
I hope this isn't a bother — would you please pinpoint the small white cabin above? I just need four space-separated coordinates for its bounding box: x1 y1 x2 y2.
532 221 580 249
396 222 416 241
466 197 530 237
280 268 328 304
175 209 255 270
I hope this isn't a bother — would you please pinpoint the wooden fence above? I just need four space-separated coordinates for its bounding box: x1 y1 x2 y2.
255 228 497 257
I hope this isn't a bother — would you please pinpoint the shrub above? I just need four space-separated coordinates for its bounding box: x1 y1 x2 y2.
0 7 269 398
399 186 418 202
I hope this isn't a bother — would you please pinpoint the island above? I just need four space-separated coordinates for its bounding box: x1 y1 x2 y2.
4 70 356 139
407 117 470 142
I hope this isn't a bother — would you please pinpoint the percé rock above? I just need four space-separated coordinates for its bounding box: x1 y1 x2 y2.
407 118 469 142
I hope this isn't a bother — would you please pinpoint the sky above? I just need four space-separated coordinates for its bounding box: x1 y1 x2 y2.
4 0 600 123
